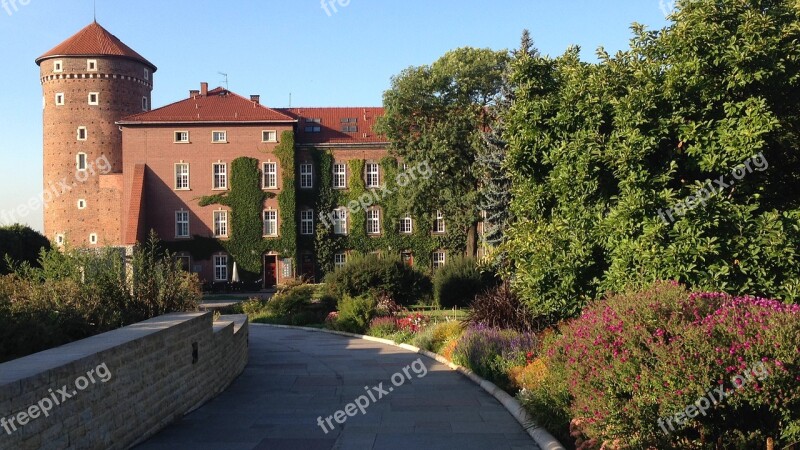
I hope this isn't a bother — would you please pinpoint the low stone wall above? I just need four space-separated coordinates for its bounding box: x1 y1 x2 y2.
0 312 248 450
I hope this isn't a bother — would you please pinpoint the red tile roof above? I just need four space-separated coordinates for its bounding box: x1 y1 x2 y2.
279 107 387 145
36 21 156 71
119 87 296 124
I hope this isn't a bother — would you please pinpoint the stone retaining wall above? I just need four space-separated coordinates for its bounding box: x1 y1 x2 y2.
0 312 248 450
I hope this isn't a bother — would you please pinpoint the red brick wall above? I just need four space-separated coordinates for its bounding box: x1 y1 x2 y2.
40 56 153 247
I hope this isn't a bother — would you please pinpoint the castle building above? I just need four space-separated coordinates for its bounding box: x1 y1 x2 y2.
37 22 452 287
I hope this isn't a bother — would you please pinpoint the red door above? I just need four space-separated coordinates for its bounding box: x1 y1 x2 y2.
401 252 413 267
263 255 277 289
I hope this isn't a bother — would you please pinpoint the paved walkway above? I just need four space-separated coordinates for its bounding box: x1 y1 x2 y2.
137 325 540 450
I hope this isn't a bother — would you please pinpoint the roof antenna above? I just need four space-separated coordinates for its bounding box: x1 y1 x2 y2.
289 92 292 108
218 72 229 90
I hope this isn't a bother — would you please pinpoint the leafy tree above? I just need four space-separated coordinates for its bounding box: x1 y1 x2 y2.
378 47 509 257
477 30 538 253
503 0 800 321
0 224 50 274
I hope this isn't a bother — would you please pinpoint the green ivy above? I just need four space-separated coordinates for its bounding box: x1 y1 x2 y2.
183 131 297 281
311 149 446 278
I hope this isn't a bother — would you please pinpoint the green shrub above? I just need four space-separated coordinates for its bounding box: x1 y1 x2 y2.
538 281 800 449
0 233 200 363
323 254 431 306
0 225 50 274
243 284 334 326
433 256 497 308
334 294 377 334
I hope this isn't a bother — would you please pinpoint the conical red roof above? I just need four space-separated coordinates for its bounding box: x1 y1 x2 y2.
35 22 156 71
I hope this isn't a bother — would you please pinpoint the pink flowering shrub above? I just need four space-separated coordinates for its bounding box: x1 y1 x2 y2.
396 313 429 333
531 282 800 449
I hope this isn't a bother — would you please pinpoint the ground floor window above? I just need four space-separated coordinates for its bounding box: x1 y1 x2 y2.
334 252 347 269
433 251 446 269
214 254 228 281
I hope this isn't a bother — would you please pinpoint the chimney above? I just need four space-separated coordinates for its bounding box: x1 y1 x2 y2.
200 82 209 96
189 89 199 98
250 95 260 105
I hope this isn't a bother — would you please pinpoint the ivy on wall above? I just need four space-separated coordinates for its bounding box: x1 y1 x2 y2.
169 131 297 281
311 149 453 278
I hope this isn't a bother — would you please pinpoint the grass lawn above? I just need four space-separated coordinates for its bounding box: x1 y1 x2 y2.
408 305 468 322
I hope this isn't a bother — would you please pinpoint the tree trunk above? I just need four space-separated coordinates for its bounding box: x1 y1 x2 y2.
466 223 479 258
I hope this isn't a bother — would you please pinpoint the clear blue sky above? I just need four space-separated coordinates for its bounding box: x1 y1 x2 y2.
0 0 670 232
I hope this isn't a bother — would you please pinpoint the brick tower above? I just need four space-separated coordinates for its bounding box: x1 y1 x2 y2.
35 22 156 247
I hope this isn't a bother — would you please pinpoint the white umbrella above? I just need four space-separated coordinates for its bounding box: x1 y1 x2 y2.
231 262 240 283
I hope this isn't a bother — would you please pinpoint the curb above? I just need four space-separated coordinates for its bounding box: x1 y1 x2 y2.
252 323 566 450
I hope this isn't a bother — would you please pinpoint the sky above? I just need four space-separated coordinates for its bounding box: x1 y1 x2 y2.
0 0 671 232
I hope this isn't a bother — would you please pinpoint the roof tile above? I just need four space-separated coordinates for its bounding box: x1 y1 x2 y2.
36 22 156 70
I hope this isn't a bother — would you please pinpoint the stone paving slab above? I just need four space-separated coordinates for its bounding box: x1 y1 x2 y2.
136 325 540 450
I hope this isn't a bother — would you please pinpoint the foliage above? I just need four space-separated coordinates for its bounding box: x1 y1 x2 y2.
312 149 447 275
451 324 538 392
366 316 399 338
195 130 297 280
396 312 429 333
0 225 50 274
411 320 463 353
466 282 540 332
323 254 431 306
477 30 536 252
503 0 800 321
378 47 510 257
0 232 199 362
536 281 800 449
242 283 333 326
433 256 497 308
333 294 378 334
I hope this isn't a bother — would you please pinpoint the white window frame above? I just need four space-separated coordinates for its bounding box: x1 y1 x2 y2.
366 163 380 188
77 126 87 141
89 233 98 245
53 60 63 73
142 97 148 111
300 163 313 189
333 208 348 235
88 92 99 106
400 216 413 234
77 199 87 210
367 208 381 235
263 210 278 237
434 210 446 233
55 93 65 106
55 234 65 245
214 210 229 238
212 162 228 190
175 163 190 190
214 254 228 282
144 68 150 81
212 131 227 143
175 210 190 238
334 252 347 269
87 59 97 71
333 163 347 189
262 130 277 143
263 162 277 189
300 210 314 235
174 131 189 143
76 153 88 171
433 251 446 269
